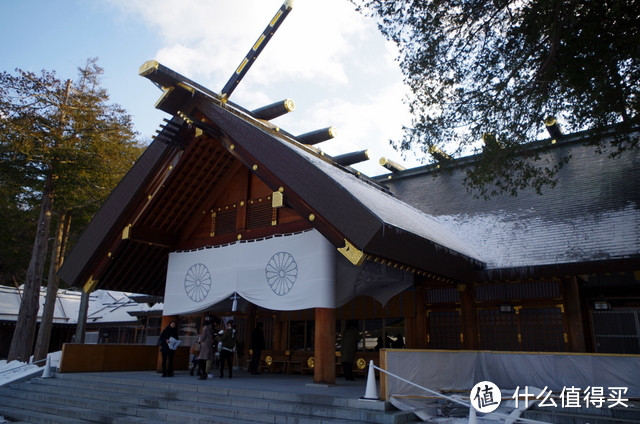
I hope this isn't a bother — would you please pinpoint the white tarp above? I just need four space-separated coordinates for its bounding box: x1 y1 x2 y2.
383 350 640 399
163 230 413 315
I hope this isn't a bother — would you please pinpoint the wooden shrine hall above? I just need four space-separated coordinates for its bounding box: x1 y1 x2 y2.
57 56 640 383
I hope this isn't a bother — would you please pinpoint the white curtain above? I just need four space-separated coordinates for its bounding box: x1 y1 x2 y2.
163 230 413 315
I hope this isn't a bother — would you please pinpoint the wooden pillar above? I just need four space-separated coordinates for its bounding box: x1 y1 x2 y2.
379 348 388 401
273 316 282 350
75 277 99 344
156 315 178 371
562 276 587 352
414 282 427 349
459 282 478 350
314 307 336 384
245 303 257 362
75 290 90 344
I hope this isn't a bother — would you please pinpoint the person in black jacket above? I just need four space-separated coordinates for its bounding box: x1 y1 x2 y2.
248 322 265 375
219 320 236 379
158 321 179 377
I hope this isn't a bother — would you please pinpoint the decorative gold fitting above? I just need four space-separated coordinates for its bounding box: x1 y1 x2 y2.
83 276 99 293
272 191 284 208
138 60 160 76
338 239 365 266
122 224 132 240
154 86 174 109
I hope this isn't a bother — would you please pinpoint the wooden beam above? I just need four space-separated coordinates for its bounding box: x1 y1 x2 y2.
123 225 176 247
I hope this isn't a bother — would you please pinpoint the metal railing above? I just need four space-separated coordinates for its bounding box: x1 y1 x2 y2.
370 362 550 424
0 357 48 378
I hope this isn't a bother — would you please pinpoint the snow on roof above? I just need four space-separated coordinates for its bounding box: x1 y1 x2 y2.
379 131 640 272
0 285 163 324
302 152 484 262
434 203 640 268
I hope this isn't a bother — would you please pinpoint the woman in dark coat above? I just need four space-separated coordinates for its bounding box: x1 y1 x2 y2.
158 321 179 377
197 317 215 379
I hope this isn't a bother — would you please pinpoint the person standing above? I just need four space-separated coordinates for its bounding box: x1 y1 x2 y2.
248 322 265 375
158 321 179 377
392 333 405 348
197 316 214 380
219 320 236 379
340 320 359 381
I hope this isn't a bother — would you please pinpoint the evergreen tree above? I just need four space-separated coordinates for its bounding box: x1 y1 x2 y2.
353 0 639 196
0 59 144 361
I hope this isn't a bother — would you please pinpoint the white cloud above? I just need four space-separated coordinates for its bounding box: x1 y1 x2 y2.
107 0 418 176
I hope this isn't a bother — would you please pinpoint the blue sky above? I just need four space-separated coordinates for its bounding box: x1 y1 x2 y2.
1 0 421 176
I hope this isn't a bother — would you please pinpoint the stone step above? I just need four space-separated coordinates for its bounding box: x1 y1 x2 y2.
0 404 89 424
50 373 414 423
1 374 419 424
0 390 124 423
522 406 640 424
1 383 359 424
53 372 384 410
30 376 411 424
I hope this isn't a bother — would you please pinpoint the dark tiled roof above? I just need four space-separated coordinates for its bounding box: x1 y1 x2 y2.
377 131 640 279
58 62 488 294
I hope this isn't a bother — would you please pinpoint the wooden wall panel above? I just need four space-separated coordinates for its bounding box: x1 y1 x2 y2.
60 343 190 373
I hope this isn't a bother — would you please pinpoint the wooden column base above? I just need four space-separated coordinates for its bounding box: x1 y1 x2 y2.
314 307 336 384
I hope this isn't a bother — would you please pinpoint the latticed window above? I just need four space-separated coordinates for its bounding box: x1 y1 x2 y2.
212 208 237 236
520 307 565 351
428 309 462 349
427 287 460 304
476 280 561 301
478 306 566 352
247 199 273 229
592 309 640 354
478 309 520 351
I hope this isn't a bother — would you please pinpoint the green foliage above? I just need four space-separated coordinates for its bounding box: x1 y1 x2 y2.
353 0 639 196
0 58 144 284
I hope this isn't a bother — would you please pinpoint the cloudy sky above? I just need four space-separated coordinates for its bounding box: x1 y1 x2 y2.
2 0 423 176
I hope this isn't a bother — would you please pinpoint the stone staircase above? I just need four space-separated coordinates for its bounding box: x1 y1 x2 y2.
0 372 420 424
521 403 640 424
